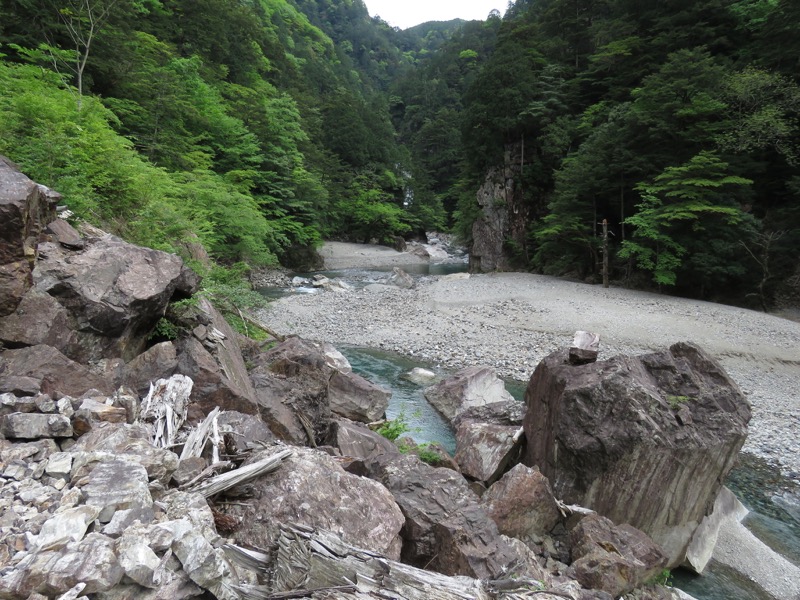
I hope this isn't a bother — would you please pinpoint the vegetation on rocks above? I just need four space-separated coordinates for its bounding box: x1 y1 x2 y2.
1 0 798 307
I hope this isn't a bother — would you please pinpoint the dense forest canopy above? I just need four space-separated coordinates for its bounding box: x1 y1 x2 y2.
1 0 798 308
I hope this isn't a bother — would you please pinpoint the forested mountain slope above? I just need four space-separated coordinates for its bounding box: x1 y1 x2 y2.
1 0 798 308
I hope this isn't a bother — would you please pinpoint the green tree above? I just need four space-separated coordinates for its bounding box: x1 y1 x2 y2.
619 151 755 289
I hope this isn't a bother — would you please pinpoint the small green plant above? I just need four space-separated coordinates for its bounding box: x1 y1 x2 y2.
648 568 673 586
149 317 180 341
377 410 414 441
667 395 691 409
415 443 442 466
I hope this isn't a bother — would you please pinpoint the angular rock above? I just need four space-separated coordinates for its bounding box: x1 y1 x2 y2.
223 446 405 560
424 366 513 422
482 464 562 545
120 341 179 399
175 337 258 417
0 345 113 398
387 267 414 289
523 343 751 566
363 452 526 579
1 533 123 597
0 155 59 317
71 422 179 484
327 418 398 459
34 505 101 550
568 514 667 598
1 439 59 463
453 422 520 484
171 524 226 589
45 452 73 480
45 218 84 250
0 393 36 417
216 410 275 453
0 412 73 439
79 458 153 522
0 289 80 358
117 533 161 588
683 486 748 574
328 369 389 423
71 398 128 435
30 230 198 362
0 376 41 396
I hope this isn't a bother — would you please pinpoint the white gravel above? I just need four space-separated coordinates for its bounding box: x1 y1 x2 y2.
260 244 800 481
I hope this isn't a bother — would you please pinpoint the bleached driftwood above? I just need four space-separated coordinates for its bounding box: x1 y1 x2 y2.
223 525 572 600
181 407 222 461
138 375 193 448
190 448 293 498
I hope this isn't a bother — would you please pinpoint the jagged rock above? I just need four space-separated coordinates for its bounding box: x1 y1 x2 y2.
250 336 385 444
453 400 524 427
424 366 513 422
683 486 748 574
216 411 274 453
71 398 128 435
117 532 161 588
78 458 153 523
1 376 42 397
1 439 59 463
0 155 59 317
45 453 73 480
0 393 36 417
0 345 113 398
0 413 73 439
25 229 198 362
387 267 415 289
222 446 405 560
362 452 527 579
523 343 751 567
568 514 667 598
453 422 520 484
0 289 79 356
0 533 124 596
120 341 179 399
34 505 101 550
328 370 389 422
482 464 562 546
45 219 83 250
101 507 156 538
327 418 398 459
71 422 179 484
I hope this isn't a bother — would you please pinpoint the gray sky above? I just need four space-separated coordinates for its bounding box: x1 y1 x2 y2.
363 0 504 30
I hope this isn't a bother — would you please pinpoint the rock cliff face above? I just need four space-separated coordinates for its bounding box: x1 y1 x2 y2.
470 144 530 272
0 156 60 317
522 343 751 566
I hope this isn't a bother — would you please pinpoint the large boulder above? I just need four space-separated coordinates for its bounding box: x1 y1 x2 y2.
221 446 405 560
482 464 562 546
361 452 528 579
522 343 751 566
327 418 398 459
174 298 259 417
250 337 389 444
568 514 668 598
0 345 113 398
0 156 59 317
24 230 198 363
453 421 520 484
424 366 513 422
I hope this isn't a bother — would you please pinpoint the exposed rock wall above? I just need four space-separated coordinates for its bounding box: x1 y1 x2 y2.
470 144 530 272
0 156 59 317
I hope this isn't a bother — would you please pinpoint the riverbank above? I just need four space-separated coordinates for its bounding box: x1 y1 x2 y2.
260 242 800 481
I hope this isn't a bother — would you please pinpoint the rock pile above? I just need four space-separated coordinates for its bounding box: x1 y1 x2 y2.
0 158 724 599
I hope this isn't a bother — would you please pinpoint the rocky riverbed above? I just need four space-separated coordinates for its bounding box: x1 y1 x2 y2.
261 244 800 482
